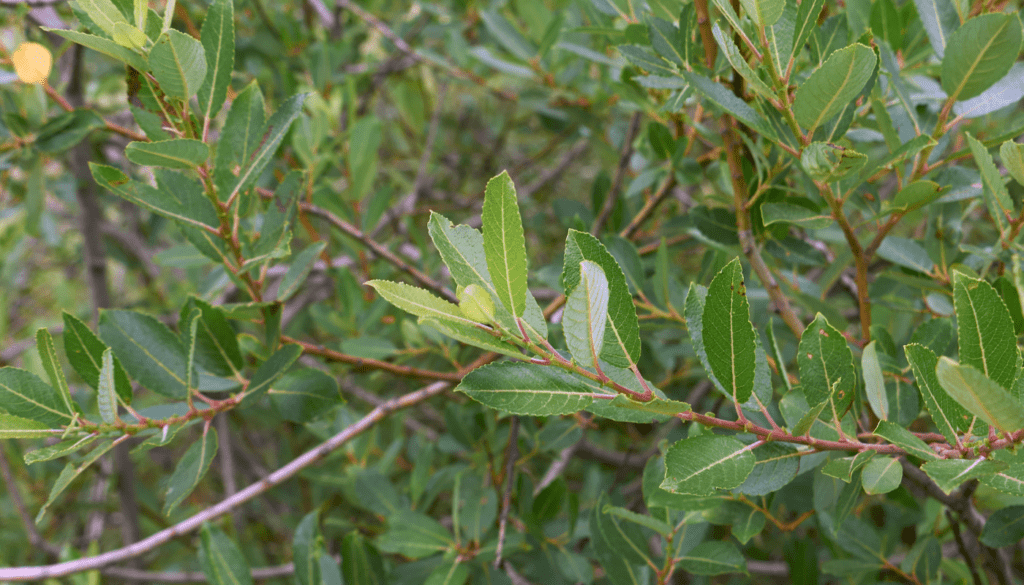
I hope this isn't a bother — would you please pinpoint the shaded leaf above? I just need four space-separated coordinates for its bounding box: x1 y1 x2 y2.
164 427 218 515
662 435 755 496
793 43 877 131
125 139 209 169
703 258 756 404
199 523 253 585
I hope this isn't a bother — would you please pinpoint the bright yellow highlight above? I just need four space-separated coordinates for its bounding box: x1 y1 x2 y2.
12 42 52 85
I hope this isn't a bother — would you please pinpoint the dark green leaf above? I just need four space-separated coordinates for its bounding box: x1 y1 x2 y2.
979 505 1024 548
62 312 133 404
953 271 1019 391
793 43 877 131
703 258 756 404
276 241 327 302
456 361 594 416
921 458 1005 494
662 435 756 496
861 456 902 494
270 369 341 423
0 368 75 428
99 309 189 399
797 313 856 416
678 541 747 575
164 427 218 514
199 523 253 585
941 14 1022 102
125 139 210 169
196 0 234 122
683 72 778 140
376 510 452 559
239 343 302 407
149 30 207 100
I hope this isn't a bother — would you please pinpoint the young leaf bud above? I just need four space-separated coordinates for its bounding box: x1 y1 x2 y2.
458 284 495 323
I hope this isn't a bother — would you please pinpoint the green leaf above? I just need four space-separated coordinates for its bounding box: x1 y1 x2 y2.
62 312 133 404
418 318 525 359
862 340 888 420
223 93 307 204
873 420 940 461
793 43 877 132
646 15 686 67
953 271 1019 391
712 24 775 102
0 413 55 439
936 358 1024 434
905 343 971 445
861 456 902 494
214 81 265 199
822 451 875 482
367 280 477 327
199 523 253 585
682 71 778 141
662 435 755 496
96 349 120 424
35 439 116 523
792 0 827 64
35 109 106 153
0 368 75 428
149 30 207 100
797 313 856 417
921 458 1005 494
564 260 610 369
125 139 210 169
761 202 833 229
346 116 381 201
859 135 935 181
618 45 677 76
967 133 1013 220
376 510 452 559
979 505 1024 548
341 532 385 585
165 427 218 515
883 181 942 215
739 0 784 27
1001 140 1024 186
36 329 77 418
270 369 341 424
456 361 594 416
73 0 127 38
41 28 147 70
239 344 302 407
800 142 868 182
481 171 529 318
111 22 148 50
735 442 799 495
678 541 747 575
913 0 959 58
703 258 756 404
685 283 726 395
941 13 1022 102
196 0 234 122
99 309 190 399
563 230 640 368
424 562 469 585
180 297 243 378
276 241 327 302
428 212 547 340
591 492 652 569
90 163 219 232
602 504 673 536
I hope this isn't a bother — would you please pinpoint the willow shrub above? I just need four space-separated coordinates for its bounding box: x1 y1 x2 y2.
1 0 1024 583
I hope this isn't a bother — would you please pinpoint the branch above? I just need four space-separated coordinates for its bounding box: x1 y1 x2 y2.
284 335 462 381
592 112 642 235
0 381 450 582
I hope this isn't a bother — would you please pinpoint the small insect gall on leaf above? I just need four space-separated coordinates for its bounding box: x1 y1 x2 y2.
11 42 52 85
458 284 496 323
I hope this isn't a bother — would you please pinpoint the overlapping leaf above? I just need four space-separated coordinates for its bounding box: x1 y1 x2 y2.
564 260 610 368
662 435 755 496
456 361 594 416
481 171 529 318
702 259 756 404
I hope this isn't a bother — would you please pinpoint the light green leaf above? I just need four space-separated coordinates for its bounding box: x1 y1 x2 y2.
793 43 877 132
481 171 528 319
703 258 756 405
125 139 209 169
376 510 452 559
661 435 755 496
563 230 640 368
967 133 1013 219
73 0 127 38
921 458 1005 494
148 29 207 100
564 260 610 369
800 142 868 182
1001 140 1024 186
682 72 778 141
797 313 856 417
35 439 116 523
224 93 308 207
761 202 832 229
99 309 189 399
822 450 875 482
133 0 145 28
913 0 959 58
979 506 1024 548
953 271 1019 391
883 181 942 215
97 349 120 424
0 413 56 439
712 24 775 101
936 358 1024 434
456 361 594 416
0 368 75 428
196 0 234 123
25 435 98 463
618 45 677 76
36 329 77 417
792 0 827 63
111 22 148 51
41 28 147 70
276 241 327 302
428 212 547 340
199 523 254 585
164 427 218 515
740 0 784 27
418 318 525 359
941 13 1022 102
873 420 940 461
905 343 971 445
678 541 748 575
876 237 933 273
862 340 888 420
457 284 496 323
367 280 477 327
861 456 902 494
